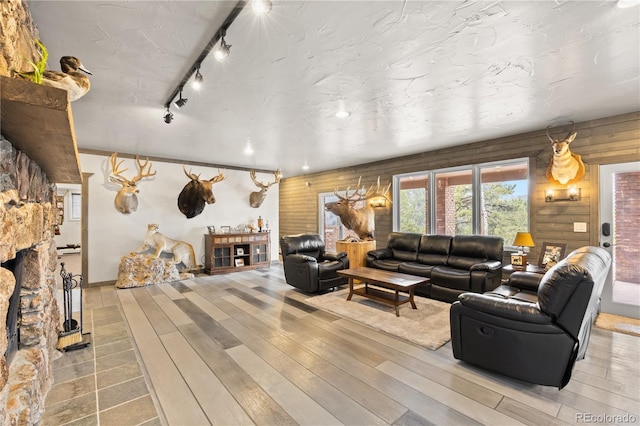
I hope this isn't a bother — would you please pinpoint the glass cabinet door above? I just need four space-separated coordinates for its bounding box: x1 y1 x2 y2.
214 246 232 267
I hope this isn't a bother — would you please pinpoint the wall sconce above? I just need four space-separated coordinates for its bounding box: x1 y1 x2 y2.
369 196 387 208
545 186 581 202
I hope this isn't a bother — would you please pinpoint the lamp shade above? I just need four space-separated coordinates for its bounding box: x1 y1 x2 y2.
512 232 535 247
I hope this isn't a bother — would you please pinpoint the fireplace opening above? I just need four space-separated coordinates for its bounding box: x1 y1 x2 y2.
3 250 26 366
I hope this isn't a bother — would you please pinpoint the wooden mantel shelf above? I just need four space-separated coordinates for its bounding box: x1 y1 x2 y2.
1 75 82 184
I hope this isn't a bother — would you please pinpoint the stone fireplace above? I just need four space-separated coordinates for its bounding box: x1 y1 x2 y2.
1 2 73 423
1 136 61 425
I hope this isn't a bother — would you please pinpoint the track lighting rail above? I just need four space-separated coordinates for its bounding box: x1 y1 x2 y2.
163 0 247 109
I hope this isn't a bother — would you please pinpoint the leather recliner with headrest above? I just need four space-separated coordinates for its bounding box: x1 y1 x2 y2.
280 234 349 293
450 246 612 388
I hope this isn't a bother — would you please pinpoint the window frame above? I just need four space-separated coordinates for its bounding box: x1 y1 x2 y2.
69 192 82 221
393 157 530 249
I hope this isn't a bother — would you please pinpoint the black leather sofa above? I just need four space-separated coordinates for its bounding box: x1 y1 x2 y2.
280 234 350 293
366 232 503 302
450 246 612 388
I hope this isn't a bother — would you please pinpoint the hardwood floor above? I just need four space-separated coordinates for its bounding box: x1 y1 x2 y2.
52 267 640 425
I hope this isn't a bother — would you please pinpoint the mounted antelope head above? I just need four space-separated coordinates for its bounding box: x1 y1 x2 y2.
109 153 156 214
177 165 226 218
545 121 586 185
249 169 281 208
325 176 392 241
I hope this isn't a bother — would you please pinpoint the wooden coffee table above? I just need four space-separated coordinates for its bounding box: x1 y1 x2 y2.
337 267 429 317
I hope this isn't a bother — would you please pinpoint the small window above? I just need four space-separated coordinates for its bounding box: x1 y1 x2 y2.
70 193 81 221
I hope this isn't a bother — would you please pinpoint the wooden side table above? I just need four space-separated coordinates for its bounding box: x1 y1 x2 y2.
335 240 376 269
502 263 546 280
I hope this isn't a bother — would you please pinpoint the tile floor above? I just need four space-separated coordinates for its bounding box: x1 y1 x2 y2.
42 292 162 425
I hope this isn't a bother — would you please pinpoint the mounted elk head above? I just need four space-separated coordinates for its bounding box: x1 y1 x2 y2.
249 169 281 208
545 121 586 185
178 166 226 218
325 177 392 241
109 153 156 214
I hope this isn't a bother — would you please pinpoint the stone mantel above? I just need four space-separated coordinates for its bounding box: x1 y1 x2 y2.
0 76 82 184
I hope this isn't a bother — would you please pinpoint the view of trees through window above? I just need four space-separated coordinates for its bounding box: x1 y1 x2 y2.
397 160 528 245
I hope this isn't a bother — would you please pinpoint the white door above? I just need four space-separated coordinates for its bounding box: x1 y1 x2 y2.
599 162 640 319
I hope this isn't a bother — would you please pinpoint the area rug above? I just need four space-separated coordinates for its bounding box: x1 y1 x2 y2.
595 312 640 337
305 288 451 350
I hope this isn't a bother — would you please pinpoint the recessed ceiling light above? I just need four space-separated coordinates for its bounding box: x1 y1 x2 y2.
302 161 310 171
244 141 254 155
252 0 272 15
335 110 351 118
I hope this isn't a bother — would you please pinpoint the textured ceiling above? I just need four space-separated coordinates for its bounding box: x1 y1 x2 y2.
28 1 640 178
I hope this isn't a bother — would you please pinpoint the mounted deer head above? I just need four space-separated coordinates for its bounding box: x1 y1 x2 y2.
325 176 392 241
249 169 281 208
177 165 226 218
545 121 586 185
109 153 156 214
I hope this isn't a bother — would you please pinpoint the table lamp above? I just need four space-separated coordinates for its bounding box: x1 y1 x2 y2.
511 232 535 271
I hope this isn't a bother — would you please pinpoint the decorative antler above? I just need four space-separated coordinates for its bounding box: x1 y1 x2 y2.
110 153 155 184
183 165 201 181
546 121 575 143
209 170 226 183
250 169 281 189
334 176 392 204
131 155 156 183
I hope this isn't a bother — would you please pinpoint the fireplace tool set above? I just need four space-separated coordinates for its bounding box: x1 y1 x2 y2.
56 262 91 350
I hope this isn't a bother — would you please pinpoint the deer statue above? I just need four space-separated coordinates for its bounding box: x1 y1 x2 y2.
249 169 282 208
325 177 392 241
109 153 156 214
177 165 226 218
545 121 586 185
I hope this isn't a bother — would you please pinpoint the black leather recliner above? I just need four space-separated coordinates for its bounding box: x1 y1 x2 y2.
280 234 349 293
450 246 612 389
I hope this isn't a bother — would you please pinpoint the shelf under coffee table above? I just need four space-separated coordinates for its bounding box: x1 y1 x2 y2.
337 267 430 317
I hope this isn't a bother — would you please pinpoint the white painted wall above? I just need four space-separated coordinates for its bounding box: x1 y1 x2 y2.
80 153 279 284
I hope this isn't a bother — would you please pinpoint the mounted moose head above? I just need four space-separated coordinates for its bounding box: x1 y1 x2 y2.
545 121 586 185
325 177 392 241
249 169 281 208
109 153 156 214
177 166 226 219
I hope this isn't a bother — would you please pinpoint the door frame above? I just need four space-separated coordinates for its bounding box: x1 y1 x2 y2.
599 162 640 319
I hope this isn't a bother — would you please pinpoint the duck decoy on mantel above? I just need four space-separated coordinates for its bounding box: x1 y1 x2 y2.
17 56 92 102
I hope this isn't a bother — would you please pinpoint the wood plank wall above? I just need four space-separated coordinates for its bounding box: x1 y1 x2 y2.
279 112 639 261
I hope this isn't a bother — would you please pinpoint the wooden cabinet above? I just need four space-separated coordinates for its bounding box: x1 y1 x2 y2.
204 232 270 275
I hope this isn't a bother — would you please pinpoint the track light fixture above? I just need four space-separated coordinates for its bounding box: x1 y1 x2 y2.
163 2 249 113
174 88 188 108
192 66 204 90
252 0 272 15
214 29 231 61
164 107 173 124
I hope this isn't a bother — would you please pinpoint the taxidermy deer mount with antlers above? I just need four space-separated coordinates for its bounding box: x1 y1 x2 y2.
249 169 281 208
178 166 226 219
325 177 392 241
545 121 586 185
109 153 156 214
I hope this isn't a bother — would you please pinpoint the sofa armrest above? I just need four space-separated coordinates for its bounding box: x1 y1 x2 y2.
470 260 502 272
286 254 318 263
323 251 347 262
457 293 552 324
367 248 393 260
508 271 543 292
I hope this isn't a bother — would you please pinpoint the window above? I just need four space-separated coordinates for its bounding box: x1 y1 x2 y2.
70 193 81 221
395 159 529 246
